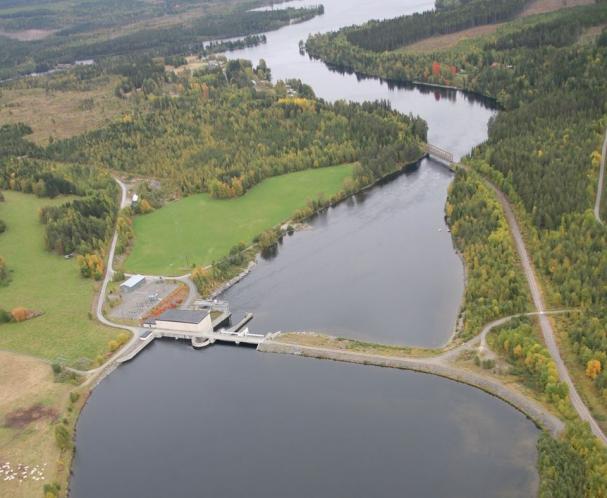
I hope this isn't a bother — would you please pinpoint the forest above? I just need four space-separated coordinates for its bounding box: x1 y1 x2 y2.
0 4 324 80
47 60 426 197
446 170 530 340
345 0 529 52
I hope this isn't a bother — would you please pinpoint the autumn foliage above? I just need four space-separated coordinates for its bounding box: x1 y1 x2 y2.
77 253 104 280
10 307 29 322
586 359 602 381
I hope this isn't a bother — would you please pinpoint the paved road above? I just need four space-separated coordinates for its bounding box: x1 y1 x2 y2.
491 183 607 445
594 128 607 224
93 178 141 361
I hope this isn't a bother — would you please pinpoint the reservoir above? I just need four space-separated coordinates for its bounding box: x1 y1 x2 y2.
70 0 538 496
70 343 538 498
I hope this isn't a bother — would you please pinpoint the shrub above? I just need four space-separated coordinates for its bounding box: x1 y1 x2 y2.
0 308 11 323
54 424 71 451
10 307 29 322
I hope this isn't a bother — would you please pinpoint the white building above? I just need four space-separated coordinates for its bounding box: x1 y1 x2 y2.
120 274 145 293
145 309 212 334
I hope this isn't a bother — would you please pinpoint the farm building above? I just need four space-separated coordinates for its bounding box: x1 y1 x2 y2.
144 309 212 334
120 274 146 293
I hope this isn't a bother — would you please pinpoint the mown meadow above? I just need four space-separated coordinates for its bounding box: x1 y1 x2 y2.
125 164 354 275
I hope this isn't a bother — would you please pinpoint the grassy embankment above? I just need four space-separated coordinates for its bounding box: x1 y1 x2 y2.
124 163 355 276
0 191 119 365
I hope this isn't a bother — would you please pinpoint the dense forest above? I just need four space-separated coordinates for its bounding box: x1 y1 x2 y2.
345 0 529 52
47 60 426 197
0 4 324 80
446 170 530 340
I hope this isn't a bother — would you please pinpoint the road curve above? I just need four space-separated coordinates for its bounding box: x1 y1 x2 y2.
438 310 574 363
594 127 607 224
491 183 607 445
94 178 140 341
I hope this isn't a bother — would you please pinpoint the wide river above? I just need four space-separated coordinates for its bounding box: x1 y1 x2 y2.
70 0 539 496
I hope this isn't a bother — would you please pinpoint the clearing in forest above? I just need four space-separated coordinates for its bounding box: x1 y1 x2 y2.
0 191 118 364
125 164 355 276
402 0 594 52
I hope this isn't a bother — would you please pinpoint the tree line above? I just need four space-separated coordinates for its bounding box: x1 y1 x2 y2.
345 0 529 52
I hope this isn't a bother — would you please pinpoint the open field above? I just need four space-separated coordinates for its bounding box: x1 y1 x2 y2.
0 76 129 145
0 352 71 498
125 164 354 275
0 191 118 365
402 0 594 52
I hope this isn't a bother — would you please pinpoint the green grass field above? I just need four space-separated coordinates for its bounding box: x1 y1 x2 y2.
0 191 118 365
125 164 354 275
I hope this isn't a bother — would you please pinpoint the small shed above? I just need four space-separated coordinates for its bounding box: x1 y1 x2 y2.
120 274 145 293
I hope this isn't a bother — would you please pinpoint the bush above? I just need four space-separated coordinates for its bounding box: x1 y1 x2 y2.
54 424 72 451
0 219 6 233
10 307 29 322
0 308 11 323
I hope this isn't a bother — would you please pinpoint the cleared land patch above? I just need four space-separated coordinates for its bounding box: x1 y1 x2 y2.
0 191 118 365
125 164 354 276
0 76 129 145
402 0 594 52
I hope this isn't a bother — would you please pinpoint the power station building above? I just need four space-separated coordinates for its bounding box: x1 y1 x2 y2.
144 309 212 335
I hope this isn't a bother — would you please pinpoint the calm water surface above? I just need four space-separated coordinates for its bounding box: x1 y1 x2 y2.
71 0 538 495
70 343 538 498
222 160 461 347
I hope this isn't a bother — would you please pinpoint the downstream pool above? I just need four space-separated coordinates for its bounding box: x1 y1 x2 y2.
70 343 538 498
70 0 539 496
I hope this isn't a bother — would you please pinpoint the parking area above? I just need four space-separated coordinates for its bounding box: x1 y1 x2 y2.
109 279 180 321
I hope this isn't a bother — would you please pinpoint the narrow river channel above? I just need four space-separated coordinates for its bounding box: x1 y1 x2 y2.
70 0 539 496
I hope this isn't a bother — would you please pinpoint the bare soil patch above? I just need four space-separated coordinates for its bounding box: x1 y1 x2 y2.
4 404 58 429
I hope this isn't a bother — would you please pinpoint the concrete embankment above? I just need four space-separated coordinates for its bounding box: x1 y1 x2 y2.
259 340 565 436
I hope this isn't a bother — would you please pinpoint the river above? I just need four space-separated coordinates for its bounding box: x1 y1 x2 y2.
219 0 495 347
70 0 538 496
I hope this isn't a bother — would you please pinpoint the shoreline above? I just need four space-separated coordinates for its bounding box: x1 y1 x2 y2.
258 338 565 436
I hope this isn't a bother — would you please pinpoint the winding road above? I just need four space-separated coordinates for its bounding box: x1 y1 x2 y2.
594 127 607 224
